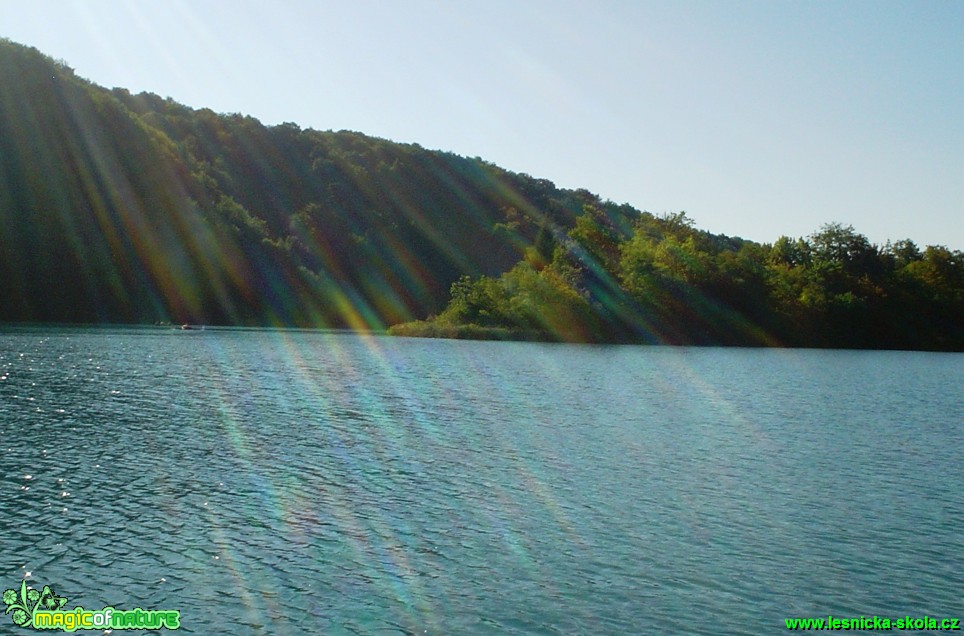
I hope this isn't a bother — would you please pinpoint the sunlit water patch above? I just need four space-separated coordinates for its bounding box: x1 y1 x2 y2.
1 327 961 633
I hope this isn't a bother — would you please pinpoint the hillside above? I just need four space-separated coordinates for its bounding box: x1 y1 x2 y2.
393 212 964 349
1 40 961 349
0 40 615 327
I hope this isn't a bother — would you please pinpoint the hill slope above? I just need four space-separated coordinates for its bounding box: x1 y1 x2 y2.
0 40 616 327
1 40 961 349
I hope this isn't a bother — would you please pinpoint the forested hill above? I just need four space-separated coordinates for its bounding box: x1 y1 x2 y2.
1 40 961 350
0 40 617 327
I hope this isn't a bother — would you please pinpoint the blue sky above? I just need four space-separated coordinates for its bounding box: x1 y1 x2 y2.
2 0 962 248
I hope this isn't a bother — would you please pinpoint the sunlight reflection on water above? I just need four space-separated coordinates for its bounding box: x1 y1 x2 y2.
0 327 961 634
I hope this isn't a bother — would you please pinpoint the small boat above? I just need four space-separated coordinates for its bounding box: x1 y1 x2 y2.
180 324 203 330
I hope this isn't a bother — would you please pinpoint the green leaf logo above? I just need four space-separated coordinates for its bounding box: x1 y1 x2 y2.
38 586 67 611
2 581 68 628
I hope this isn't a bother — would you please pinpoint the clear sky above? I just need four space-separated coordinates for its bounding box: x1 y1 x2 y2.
2 0 962 248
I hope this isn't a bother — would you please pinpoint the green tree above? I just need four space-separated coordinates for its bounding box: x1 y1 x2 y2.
808 223 879 277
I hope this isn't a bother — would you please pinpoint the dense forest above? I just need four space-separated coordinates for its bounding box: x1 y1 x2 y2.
1 40 961 350
0 40 594 327
391 211 963 350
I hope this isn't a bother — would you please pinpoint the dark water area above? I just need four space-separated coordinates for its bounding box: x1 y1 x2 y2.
1 327 961 633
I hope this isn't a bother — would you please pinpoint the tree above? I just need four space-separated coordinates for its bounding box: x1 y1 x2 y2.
882 239 922 268
768 236 811 267
808 223 879 277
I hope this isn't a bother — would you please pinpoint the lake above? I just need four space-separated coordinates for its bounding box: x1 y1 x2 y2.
1 327 961 634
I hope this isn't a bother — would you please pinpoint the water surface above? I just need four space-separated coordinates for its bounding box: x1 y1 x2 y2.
1 327 961 633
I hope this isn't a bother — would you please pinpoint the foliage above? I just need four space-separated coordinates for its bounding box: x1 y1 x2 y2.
401 214 963 350
0 39 593 328
1 39 960 350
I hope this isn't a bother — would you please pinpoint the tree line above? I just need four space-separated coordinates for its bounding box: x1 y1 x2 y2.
1 40 960 350
0 40 588 327
391 208 963 350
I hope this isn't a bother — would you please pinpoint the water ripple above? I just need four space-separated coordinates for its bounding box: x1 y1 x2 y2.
0 328 961 633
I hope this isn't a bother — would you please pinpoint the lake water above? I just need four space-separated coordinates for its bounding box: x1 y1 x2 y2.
1 327 961 634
